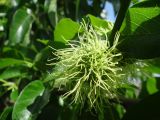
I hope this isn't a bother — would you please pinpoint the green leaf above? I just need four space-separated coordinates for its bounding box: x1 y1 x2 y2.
27 89 50 119
87 14 113 30
12 80 45 120
10 89 19 102
0 58 33 69
36 39 49 45
46 0 57 28
34 47 50 70
119 0 160 59
0 67 26 79
9 8 33 46
54 18 80 44
144 65 160 73
0 0 7 5
146 77 158 94
122 91 160 120
132 0 160 7
11 0 20 7
0 107 12 120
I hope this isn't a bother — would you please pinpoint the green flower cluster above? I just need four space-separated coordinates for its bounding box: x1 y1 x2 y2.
52 21 126 112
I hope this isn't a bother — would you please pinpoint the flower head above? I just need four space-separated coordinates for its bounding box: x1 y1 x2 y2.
51 21 126 112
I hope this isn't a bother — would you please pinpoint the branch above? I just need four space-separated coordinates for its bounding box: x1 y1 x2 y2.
109 0 131 46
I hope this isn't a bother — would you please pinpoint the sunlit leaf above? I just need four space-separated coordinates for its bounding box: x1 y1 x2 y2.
87 14 113 30
54 18 80 44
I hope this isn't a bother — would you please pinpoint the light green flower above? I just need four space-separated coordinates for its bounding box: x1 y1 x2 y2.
51 21 127 112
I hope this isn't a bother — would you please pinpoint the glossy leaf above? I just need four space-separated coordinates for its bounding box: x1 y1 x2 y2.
48 0 57 28
119 0 160 59
11 0 21 7
0 58 33 69
54 18 80 44
9 8 33 46
12 80 45 120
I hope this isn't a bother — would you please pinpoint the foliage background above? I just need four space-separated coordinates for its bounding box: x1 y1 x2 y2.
0 0 160 120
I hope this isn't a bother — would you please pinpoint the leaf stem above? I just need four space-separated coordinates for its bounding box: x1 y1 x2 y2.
75 0 80 21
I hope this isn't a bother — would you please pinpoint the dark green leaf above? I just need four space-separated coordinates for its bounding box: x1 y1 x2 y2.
119 0 160 59
54 18 80 44
27 89 50 119
0 58 33 69
9 8 33 46
12 80 45 120
122 91 160 120
0 107 12 120
34 47 50 70
132 0 160 7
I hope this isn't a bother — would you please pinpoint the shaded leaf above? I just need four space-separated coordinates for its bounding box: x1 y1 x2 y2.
0 58 33 69
133 0 160 7
0 67 26 79
9 8 33 46
119 0 160 59
27 89 50 119
12 80 45 120
0 107 12 120
34 47 50 71
122 91 160 120
36 93 60 120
